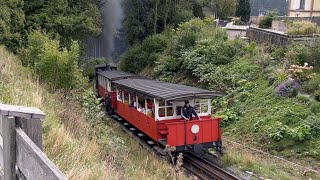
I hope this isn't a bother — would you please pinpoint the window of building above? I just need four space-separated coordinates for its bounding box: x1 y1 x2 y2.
300 0 305 10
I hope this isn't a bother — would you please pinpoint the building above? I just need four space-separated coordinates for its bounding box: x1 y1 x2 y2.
288 0 320 17
251 0 288 16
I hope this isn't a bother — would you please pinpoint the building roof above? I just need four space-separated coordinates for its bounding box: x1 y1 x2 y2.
113 79 222 100
97 70 141 80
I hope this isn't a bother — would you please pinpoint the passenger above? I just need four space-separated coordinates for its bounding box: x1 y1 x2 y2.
118 91 122 100
137 104 145 114
129 98 137 108
146 99 154 117
181 100 200 121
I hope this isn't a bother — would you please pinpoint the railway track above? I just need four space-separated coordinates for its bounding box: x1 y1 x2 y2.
183 152 240 180
110 113 240 180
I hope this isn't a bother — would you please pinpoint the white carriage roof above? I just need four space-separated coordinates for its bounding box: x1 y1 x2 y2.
113 79 222 100
97 70 142 80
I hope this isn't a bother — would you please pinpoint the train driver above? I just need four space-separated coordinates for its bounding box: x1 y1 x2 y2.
181 100 200 121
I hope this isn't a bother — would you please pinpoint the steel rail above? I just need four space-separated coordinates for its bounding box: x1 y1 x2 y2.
183 152 240 180
109 113 240 180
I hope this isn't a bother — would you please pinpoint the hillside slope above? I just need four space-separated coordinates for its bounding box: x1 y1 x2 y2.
119 18 320 179
0 46 187 180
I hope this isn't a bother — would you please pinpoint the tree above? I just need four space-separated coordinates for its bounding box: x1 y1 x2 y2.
206 0 236 19
0 0 102 52
0 0 25 52
122 0 201 45
235 0 251 23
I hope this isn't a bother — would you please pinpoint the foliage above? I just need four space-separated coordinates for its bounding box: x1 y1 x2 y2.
305 74 320 93
0 0 25 52
82 89 104 127
275 80 300 97
286 39 320 69
122 0 203 45
315 90 320 101
287 63 315 83
205 0 236 19
119 33 171 73
273 71 288 86
0 0 101 52
232 17 246 25
80 57 106 80
259 10 278 29
235 0 251 23
21 31 86 91
287 21 318 35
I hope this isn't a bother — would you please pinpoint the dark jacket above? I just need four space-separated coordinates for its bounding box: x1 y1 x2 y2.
181 105 199 120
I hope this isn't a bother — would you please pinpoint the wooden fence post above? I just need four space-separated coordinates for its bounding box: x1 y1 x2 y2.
2 116 16 180
15 118 42 150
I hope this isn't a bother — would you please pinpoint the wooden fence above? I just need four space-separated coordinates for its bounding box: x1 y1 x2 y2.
0 104 66 180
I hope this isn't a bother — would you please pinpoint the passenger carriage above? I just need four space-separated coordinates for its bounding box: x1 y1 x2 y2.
95 66 142 109
95 67 223 152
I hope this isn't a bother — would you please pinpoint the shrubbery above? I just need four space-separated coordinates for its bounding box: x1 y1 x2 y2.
119 33 171 73
287 21 318 35
259 10 278 29
287 40 320 68
21 31 86 91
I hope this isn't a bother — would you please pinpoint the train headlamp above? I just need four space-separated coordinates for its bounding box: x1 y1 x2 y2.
191 124 200 134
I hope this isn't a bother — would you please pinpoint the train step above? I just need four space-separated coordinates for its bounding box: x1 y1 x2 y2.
158 130 168 135
138 133 145 137
158 139 167 146
147 141 155 145
112 115 119 119
153 146 167 156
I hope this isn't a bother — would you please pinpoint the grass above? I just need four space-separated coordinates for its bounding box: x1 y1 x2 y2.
217 64 320 178
0 46 188 180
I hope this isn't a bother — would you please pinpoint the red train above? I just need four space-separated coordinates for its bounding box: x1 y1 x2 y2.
95 65 223 152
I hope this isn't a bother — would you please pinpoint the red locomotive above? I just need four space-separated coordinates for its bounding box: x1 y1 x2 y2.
95 65 223 153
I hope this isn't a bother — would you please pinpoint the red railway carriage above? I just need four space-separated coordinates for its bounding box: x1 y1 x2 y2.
112 78 223 152
96 69 142 109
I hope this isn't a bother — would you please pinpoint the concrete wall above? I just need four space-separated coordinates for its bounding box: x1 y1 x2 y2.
272 21 287 32
246 27 319 46
275 16 320 26
225 28 247 39
246 27 289 46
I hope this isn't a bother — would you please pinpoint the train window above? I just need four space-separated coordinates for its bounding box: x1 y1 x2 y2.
137 96 145 113
194 99 201 114
194 99 209 114
167 107 173 116
158 100 174 117
201 99 208 113
107 80 111 91
117 90 123 101
124 91 129 104
176 106 182 116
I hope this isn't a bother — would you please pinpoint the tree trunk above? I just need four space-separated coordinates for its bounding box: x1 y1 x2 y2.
153 0 159 34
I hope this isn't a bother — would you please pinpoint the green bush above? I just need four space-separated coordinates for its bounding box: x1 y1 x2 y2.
305 74 320 93
259 10 278 29
119 33 170 73
80 57 106 80
287 40 320 68
287 21 318 35
21 30 86 91
315 90 320 101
